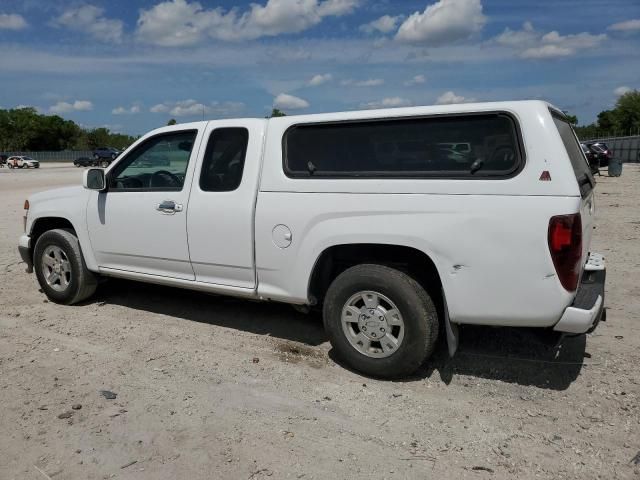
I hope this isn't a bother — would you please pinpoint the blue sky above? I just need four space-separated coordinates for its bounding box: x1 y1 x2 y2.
0 0 639 135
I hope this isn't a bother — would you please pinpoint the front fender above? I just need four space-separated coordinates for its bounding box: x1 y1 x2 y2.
26 187 98 272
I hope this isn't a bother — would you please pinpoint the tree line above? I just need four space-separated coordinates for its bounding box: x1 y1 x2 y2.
573 90 640 139
0 107 138 152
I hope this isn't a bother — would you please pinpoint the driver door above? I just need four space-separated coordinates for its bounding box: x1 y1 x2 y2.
86 128 204 280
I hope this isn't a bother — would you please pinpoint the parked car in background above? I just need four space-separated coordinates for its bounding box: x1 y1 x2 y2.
581 143 600 176
18 100 605 378
74 157 97 168
7 156 39 168
92 147 121 167
0 154 7 167
585 142 612 168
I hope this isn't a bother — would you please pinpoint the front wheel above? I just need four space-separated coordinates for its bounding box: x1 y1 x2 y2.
100 160 110 168
34 229 98 305
323 264 439 378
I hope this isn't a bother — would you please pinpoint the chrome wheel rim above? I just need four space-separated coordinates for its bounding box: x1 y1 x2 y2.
341 291 405 358
42 246 71 292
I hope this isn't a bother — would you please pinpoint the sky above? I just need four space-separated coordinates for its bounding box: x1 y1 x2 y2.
0 0 639 135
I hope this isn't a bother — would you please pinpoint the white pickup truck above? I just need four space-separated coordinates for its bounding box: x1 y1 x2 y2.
18 101 606 377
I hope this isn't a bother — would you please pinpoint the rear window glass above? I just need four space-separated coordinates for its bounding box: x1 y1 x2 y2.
551 111 594 197
284 113 523 178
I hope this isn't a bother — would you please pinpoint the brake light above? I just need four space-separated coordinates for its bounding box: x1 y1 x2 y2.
548 214 582 291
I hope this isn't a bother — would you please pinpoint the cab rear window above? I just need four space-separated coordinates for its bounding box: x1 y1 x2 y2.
283 113 524 178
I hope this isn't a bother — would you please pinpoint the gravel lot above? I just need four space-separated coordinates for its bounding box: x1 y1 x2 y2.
1 163 639 480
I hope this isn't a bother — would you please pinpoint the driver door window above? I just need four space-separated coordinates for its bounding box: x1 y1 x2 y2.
109 130 197 191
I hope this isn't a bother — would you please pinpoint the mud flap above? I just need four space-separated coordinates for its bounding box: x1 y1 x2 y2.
442 288 459 357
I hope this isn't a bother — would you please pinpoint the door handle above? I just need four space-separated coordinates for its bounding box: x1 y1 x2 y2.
156 200 183 214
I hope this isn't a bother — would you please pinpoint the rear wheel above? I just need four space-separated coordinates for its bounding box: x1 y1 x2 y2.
323 264 439 378
34 229 97 305
100 160 110 168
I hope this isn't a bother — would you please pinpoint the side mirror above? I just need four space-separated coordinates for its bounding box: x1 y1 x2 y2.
83 168 107 191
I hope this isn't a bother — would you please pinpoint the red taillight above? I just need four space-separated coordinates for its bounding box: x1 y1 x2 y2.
548 214 582 291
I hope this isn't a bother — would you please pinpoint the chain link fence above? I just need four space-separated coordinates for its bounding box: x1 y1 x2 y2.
580 135 640 163
1 151 94 162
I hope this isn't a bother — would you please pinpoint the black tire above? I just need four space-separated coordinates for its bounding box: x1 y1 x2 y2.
323 264 439 378
34 229 98 305
101 160 110 168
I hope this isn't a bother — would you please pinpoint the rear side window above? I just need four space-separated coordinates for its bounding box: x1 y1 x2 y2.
551 111 594 197
199 128 249 192
283 113 523 178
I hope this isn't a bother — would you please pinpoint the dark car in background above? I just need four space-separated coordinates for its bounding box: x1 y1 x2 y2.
74 157 97 168
581 143 600 176
92 147 121 167
585 142 612 168
0 154 7 167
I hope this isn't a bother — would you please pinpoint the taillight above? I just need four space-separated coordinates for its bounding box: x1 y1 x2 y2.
548 214 582 291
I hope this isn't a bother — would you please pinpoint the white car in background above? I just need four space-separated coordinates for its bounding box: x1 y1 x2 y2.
7 156 40 169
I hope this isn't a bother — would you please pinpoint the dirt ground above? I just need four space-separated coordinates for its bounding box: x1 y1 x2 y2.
0 163 638 480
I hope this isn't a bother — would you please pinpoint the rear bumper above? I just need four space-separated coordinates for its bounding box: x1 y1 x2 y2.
18 234 33 273
554 253 606 334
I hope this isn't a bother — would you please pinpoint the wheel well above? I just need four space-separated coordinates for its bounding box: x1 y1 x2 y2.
308 244 443 310
30 217 76 256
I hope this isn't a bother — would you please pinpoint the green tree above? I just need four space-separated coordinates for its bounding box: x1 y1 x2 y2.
613 90 640 135
564 114 578 126
268 108 287 118
597 110 615 131
167 118 177 126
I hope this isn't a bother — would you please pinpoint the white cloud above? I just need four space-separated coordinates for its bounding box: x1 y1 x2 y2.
608 19 640 32
150 104 170 113
53 5 124 43
395 0 486 46
435 91 475 105
112 103 142 115
494 21 537 47
361 97 412 109
404 74 426 86
360 15 403 34
341 78 384 87
614 86 633 96
273 93 310 110
49 100 94 114
150 99 245 117
520 44 573 59
136 0 360 46
0 13 27 30
495 22 607 59
308 73 333 86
